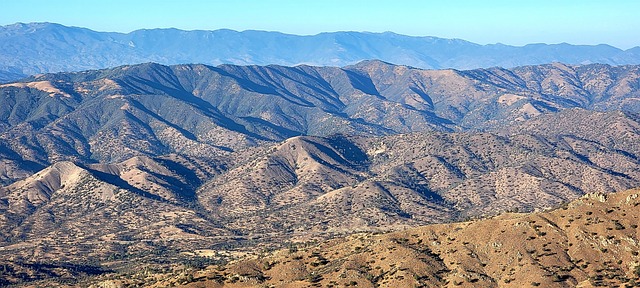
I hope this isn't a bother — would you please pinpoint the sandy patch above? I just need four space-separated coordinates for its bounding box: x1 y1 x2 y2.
497 93 526 106
520 103 541 117
0 81 70 97
98 78 122 91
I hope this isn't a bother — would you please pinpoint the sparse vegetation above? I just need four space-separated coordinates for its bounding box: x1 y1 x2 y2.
2 60 640 287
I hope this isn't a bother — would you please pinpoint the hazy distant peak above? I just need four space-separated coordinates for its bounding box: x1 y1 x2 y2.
1 22 640 78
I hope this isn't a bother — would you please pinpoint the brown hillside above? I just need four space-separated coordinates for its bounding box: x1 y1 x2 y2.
157 187 640 288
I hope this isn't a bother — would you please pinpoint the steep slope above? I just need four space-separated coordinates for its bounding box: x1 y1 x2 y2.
155 187 640 288
88 154 224 204
2 23 640 75
0 64 267 185
349 61 640 128
199 136 369 217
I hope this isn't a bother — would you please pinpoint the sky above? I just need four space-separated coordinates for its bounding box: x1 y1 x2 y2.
1 0 639 49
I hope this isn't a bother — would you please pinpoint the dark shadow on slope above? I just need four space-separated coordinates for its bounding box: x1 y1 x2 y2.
303 146 353 175
344 70 382 97
410 182 445 204
290 66 342 96
126 76 270 141
325 134 369 169
0 143 46 185
614 149 639 161
245 66 319 107
144 169 197 202
128 99 198 141
153 158 206 185
22 261 113 278
212 66 281 95
434 156 467 179
239 116 303 139
298 138 368 176
82 167 167 203
46 121 95 161
0 260 113 286
120 110 170 154
375 183 413 219
459 68 527 91
212 66 317 108
409 86 435 109
267 67 345 111
145 158 206 202
390 165 445 204
530 100 560 112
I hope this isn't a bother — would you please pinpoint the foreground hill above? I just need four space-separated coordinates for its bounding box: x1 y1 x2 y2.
145 187 640 288
1 22 640 77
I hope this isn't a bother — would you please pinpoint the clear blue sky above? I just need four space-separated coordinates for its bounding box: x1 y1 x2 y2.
2 0 638 49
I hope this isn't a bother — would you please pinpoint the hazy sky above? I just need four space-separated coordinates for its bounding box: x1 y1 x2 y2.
2 0 638 49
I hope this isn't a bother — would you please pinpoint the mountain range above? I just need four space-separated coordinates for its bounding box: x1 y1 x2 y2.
1 61 640 184
1 60 640 286
2 22 640 82
3 19 640 287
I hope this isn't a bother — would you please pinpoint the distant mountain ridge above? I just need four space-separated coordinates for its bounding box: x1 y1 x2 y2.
1 22 640 81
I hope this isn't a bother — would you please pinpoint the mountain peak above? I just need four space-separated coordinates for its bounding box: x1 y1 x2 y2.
347 59 398 69
2 22 67 32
